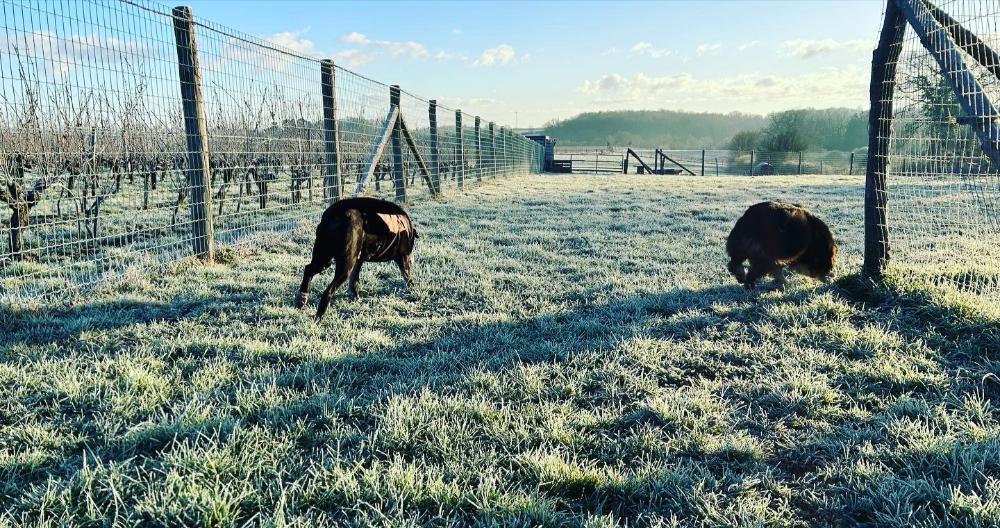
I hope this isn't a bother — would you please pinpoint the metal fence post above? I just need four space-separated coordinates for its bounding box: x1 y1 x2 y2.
389 85 405 201
172 6 214 262
474 116 482 182
320 59 342 202
428 99 440 194
502 127 509 177
455 110 464 189
489 122 496 178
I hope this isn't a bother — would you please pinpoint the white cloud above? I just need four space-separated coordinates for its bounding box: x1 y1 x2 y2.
781 38 870 58
335 32 435 62
267 28 318 56
696 43 722 56
578 66 868 110
339 32 371 46
738 40 760 52
334 49 374 67
433 50 468 61
474 44 516 66
601 47 620 56
630 41 672 59
2 31 146 79
452 28 463 35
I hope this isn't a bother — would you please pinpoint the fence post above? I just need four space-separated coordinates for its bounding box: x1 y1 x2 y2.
749 150 755 175
700 149 706 176
849 152 855 175
489 122 496 178
172 6 214 262
474 116 482 182
502 127 509 177
428 99 440 194
455 110 464 189
798 151 803 175
320 59 342 202
389 85 405 201
864 0 905 277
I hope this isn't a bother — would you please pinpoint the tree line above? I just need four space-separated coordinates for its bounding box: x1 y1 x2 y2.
543 108 869 152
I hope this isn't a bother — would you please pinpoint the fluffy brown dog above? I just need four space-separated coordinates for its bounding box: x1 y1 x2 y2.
726 201 837 290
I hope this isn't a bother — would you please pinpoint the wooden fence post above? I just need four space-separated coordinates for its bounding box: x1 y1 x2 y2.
428 99 440 194
320 59 342 202
849 152 855 175
172 6 214 262
700 149 706 176
455 110 464 189
798 151 803 175
474 116 482 182
749 150 755 175
389 85 405 201
489 122 496 178
502 127 509 177
865 0 905 277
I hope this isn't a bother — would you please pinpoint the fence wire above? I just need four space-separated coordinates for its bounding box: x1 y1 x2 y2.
880 0 1000 301
553 147 867 176
0 0 541 304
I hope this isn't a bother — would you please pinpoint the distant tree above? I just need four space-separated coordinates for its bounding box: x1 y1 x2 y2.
760 110 813 152
728 130 762 151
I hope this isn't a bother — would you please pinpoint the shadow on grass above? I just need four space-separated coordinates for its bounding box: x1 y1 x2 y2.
0 291 258 350
3 273 999 525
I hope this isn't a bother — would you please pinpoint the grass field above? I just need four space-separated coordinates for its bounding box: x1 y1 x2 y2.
2 174 999 526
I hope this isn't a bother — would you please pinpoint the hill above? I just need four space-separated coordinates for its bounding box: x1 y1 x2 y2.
544 108 868 151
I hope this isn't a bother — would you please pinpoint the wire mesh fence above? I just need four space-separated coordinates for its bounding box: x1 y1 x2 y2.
0 0 541 304
868 0 1000 302
552 147 868 176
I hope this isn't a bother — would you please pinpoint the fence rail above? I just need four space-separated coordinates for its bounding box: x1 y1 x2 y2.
553 148 867 176
0 0 542 303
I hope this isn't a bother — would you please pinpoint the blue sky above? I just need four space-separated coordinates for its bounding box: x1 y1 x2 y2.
31 0 888 130
181 0 889 128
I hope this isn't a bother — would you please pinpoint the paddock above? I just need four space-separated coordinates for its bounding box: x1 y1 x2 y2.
3 174 997 525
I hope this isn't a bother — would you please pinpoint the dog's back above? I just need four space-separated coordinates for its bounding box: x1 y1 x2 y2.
727 202 811 264
727 202 835 287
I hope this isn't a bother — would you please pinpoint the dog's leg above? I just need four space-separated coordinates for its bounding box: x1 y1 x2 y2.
297 242 333 308
396 254 416 287
348 261 364 300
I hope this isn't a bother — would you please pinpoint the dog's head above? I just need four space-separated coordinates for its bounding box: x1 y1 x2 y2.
794 216 837 281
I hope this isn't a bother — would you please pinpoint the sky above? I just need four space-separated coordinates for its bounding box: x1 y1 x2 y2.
20 0 888 131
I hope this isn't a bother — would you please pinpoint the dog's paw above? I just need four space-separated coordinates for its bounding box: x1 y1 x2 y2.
295 292 308 309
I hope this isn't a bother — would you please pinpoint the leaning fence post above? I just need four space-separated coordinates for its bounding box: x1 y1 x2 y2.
489 122 496 178
389 85 405 201
428 100 440 194
320 59 342 202
474 116 482 182
455 110 464 189
172 6 214 262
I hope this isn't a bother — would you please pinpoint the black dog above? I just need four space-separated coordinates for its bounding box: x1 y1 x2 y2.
297 197 417 321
